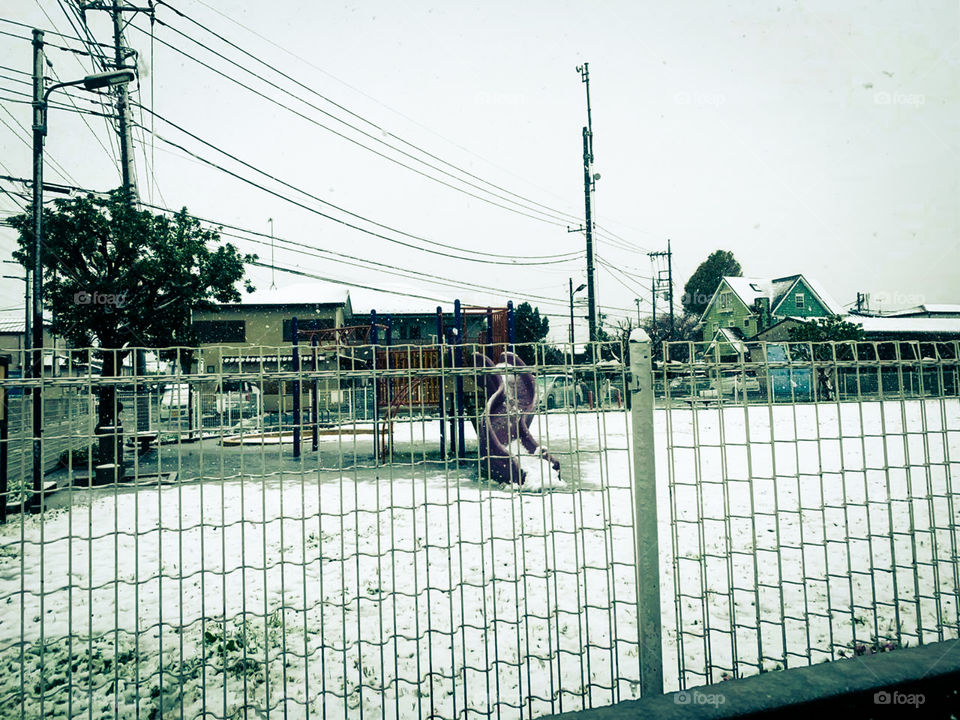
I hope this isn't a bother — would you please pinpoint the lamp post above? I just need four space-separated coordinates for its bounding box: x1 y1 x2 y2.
31 28 135 507
569 278 587 347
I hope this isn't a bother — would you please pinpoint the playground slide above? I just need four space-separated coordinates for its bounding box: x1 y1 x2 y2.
473 352 564 490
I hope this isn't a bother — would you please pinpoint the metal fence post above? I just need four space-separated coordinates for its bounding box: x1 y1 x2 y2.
629 328 663 695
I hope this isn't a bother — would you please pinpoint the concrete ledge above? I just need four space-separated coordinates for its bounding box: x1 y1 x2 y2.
546 639 960 719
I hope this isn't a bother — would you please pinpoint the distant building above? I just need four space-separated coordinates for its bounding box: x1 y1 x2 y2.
698 274 844 343
190 283 353 412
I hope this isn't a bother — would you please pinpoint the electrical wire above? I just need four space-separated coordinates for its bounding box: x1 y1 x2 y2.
134 115 583 265
156 0 586 227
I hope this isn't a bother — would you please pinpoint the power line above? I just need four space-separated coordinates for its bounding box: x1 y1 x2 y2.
155 0 586 227
133 112 582 265
129 22 581 230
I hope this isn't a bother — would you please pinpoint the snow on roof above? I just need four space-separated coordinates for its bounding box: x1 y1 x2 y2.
230 282 350 307
706 326 748 353
721 274 844 315
797 276 845 315
843 315 960 334
0 318 24 334
722 277 771 308
347 287 453 316
886 304 960 317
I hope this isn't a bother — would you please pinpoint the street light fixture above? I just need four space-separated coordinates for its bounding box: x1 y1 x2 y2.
569 279 587 345
30 27 135 507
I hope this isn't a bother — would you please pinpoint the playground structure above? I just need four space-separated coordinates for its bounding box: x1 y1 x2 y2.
288 300 555 484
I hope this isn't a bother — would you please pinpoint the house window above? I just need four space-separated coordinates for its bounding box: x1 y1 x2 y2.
194 320 246 343
720 292 730 310
728 320 736 328
743 317 751 328
795 293 805 310
283 318 334 341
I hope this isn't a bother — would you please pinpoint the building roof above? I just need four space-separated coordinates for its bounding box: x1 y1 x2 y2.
0 318 24 334
706 326 748 354
883 304 960 317
223 282 350 308
843 315 960 335
718 274 844 315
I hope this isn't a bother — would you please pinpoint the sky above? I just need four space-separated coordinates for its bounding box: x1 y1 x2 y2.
0 0 957 344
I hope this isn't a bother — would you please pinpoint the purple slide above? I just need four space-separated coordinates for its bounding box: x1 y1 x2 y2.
473 352 564 489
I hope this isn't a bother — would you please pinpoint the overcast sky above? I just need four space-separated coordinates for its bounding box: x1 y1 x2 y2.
1 0 957 342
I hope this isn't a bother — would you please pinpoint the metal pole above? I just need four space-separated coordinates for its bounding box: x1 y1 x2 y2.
436 307 445 458
370 310 379 463
454 299 465 460
311 335 318 452
291 316 300 458
667 238 674 340
268 218 276 289
30 29 44 508
569 278 575 345
628 328 663 695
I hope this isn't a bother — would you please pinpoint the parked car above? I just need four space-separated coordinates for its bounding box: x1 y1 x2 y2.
214 380 262 420
709 371 761 397
159 382 191 422
537 374 583 410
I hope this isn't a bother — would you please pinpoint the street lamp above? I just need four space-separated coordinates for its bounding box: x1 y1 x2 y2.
30 27 135 507
569 279 587 345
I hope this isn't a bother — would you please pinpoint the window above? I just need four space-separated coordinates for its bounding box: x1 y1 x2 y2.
283 317 334 341
743 317 751 328
194 320 245 343
795 293 805 309
728 320 736 328
720 292 729 309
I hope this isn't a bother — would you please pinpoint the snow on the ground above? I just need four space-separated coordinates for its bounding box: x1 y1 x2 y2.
0 399 958 718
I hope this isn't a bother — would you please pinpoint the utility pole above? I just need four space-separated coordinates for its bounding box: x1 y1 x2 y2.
577 63 597 351
30 29 44 505
648 242 674 339
635 297 641 325
269 218 276 289
569 278 575 345
667 238 674 337
110 0 139 201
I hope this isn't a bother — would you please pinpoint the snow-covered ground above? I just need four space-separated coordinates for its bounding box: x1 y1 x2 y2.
1 399 958 718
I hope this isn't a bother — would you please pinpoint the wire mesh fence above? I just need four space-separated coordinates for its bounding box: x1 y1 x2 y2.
658 339 960 689
0 340 640 719
4 336 958 717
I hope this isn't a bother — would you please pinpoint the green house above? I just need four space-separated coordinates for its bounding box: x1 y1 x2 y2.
699 274 843 343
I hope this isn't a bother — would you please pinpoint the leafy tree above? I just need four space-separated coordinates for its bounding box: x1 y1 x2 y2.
641 312 701 363
9 189 255 443
786 315 865 344
681 250 742 316
513 301 554 365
